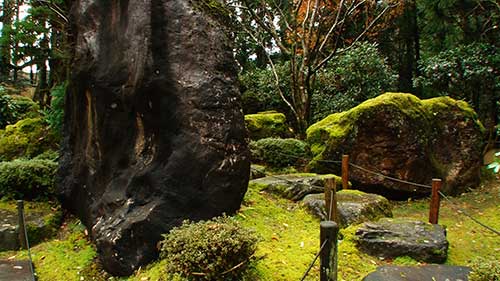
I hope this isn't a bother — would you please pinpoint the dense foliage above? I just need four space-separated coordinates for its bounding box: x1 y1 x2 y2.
44 83 67 135
415 43 500 129
160 217 258 280
0 158 57 200
249 138 310 168
0 92 40 128
469 257 500 281
312 42 397 122
0 117 59 161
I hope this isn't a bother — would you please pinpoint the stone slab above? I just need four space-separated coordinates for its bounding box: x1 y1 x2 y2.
0 260 33 281
363 265 470 281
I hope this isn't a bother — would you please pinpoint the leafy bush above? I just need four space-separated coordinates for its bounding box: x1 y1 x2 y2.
469 257 500 281
239 63 291 115
311 42 397 122
249 138 310 168
0 159 58 200
415 43 500 129
44 83 67 136
0 94 40 128
0 118 59 161
160 217 258 281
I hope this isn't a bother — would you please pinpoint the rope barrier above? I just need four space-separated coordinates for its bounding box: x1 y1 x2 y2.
348 162 433 189
438 191 500 236
21 204 36 281
300 239 328 281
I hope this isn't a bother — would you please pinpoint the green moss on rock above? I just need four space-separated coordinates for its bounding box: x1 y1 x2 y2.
0 118 59 161
245 111 292 140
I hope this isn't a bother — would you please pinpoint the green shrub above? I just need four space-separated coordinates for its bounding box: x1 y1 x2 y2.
0 159 58 200
0 94 40 128
245 111 292 140
249 138 310 168
0 118 59 161
311 42 397 122
160 217 258 281
44 83 67 136
469 257 500 281
415 43 500 129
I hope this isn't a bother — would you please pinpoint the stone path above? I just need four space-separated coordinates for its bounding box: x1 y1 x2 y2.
0 260 33 281
363 265 471 281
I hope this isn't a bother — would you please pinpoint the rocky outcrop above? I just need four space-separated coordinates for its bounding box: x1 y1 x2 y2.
363 265 471 281
307 93 485 196
303 190 392 227
250 173 344 201
59 0 249 275
355 218 448 263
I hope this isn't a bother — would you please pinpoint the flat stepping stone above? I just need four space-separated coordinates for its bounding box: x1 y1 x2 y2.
356 218 448 263
302 190 392 227
0 260 33 281
363 265 470 281
250 173 344 201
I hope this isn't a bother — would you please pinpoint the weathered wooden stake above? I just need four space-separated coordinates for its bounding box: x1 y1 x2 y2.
429 179 442 224
324 178 338 222
342 155 349 190
17 200 27 249
320 221 338 281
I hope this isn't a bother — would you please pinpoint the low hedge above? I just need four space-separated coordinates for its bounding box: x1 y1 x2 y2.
0 159 58 200
250 137 310 168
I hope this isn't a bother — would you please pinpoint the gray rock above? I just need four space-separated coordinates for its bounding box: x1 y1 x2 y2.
250 173 343 201
0 224 18 251
59 0 249 275
302 190 392 227
250 164 267 180
356 218 448 263
363 265 470 281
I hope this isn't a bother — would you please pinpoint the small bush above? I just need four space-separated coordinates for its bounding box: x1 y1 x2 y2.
0 94 40 128
469 257 500 281
0 118 59 161
44 83 67 136
250 138 310 168
160 217 258 281
0 159 58 200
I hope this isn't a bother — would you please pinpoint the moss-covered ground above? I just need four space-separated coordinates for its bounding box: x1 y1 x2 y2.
1 179 498 280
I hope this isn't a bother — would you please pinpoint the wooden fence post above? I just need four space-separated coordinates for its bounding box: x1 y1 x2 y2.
320 221 338 281
324 178 338 222
17 200 27 249
429 179 442 224
342 155 349 190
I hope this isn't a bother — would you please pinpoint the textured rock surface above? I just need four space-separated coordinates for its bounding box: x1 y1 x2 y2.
307 93 484 196
356 218 448 263
363 265 470 281
59 0 249 275
250 173 344 201
302 190 392 227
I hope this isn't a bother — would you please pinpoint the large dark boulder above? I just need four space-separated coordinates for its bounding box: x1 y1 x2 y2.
355 218 449 263
307 93 485 197
59 0 249 276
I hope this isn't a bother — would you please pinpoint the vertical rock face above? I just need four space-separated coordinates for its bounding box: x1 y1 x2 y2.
59 0 250 275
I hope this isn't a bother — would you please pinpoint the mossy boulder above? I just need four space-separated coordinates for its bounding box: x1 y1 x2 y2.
250 137 310 168
0 118 59 161
302 189 393 227
307 93 485 196
250 173 345 201
245 111 292 140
